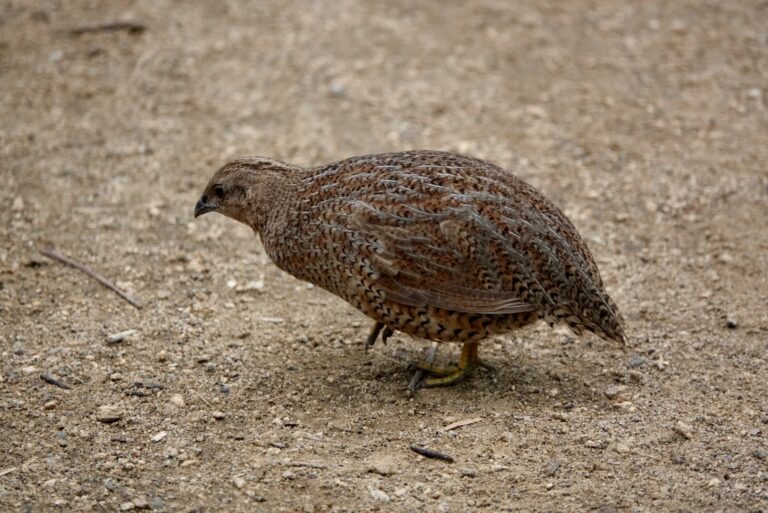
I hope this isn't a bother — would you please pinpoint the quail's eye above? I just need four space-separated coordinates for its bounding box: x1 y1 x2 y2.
212 184 225 198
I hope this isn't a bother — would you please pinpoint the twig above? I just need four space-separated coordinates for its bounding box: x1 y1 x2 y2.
407 342 438 396
195 391 212 408
442 417 483 432
40 247 143 309
0 467 17 477
124 390 149 397
282 461 327 469
409 445 454 463
70 22 146 36
133 381 165 389
41 372 70 390
108 329 137 343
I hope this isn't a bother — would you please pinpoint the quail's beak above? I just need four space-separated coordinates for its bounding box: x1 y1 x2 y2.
194 196 218 218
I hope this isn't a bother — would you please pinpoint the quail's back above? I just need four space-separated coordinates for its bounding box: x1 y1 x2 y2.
195 150 626 387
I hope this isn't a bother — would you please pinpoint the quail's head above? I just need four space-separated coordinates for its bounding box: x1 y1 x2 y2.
194 156 299 229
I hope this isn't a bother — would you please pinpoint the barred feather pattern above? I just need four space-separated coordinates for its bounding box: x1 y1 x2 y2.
208 150 627 345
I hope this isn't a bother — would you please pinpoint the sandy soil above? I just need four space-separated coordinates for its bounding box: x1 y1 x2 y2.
1 1 767 511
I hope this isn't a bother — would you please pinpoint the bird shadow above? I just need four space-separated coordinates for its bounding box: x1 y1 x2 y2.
325 335 625 409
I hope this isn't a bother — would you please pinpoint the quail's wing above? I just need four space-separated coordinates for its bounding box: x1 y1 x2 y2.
345 200 537 315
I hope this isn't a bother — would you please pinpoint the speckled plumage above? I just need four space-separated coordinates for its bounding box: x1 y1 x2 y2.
196 150 626 372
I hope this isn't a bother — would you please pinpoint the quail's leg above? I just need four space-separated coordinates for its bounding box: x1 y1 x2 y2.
365 322 383 352
364 322 395 352
417 340 480 387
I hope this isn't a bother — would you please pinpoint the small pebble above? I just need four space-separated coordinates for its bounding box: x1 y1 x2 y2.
725 318 738 329
328 81 346 97
708 477 721 487
367 455 396 476
120 502 135 511
614 443 630 454
628 355 645 368
671 452 686 465
151 431 167 442
44 400 58 410
544 460 560 477
369 488 390 502
233 476 246 489
604 385 627 400
718 253 734 264
212 411 226 420
459 467 477 478
96 405 124 424
615 401 636 412
584 440 606 449
157 290 171 300
673 421 693 440
133 497 148 509
169 394 185 408
235 280 264 293
752 449 766 460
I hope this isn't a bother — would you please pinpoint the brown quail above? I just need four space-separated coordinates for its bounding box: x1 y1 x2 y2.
195 150 626 387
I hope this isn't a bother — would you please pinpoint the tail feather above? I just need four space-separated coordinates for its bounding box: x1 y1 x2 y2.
547 291 627 345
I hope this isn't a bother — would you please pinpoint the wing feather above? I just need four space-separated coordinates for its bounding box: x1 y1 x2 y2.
347 203 536 315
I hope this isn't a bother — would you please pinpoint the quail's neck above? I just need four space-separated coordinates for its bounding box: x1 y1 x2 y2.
246 165 304 235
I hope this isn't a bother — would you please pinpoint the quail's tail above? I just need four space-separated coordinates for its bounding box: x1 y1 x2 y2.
548 287 627 346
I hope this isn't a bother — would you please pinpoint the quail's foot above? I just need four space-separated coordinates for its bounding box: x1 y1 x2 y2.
416 341 480 387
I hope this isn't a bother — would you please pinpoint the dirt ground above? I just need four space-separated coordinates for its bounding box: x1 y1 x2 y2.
1 1 767 511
